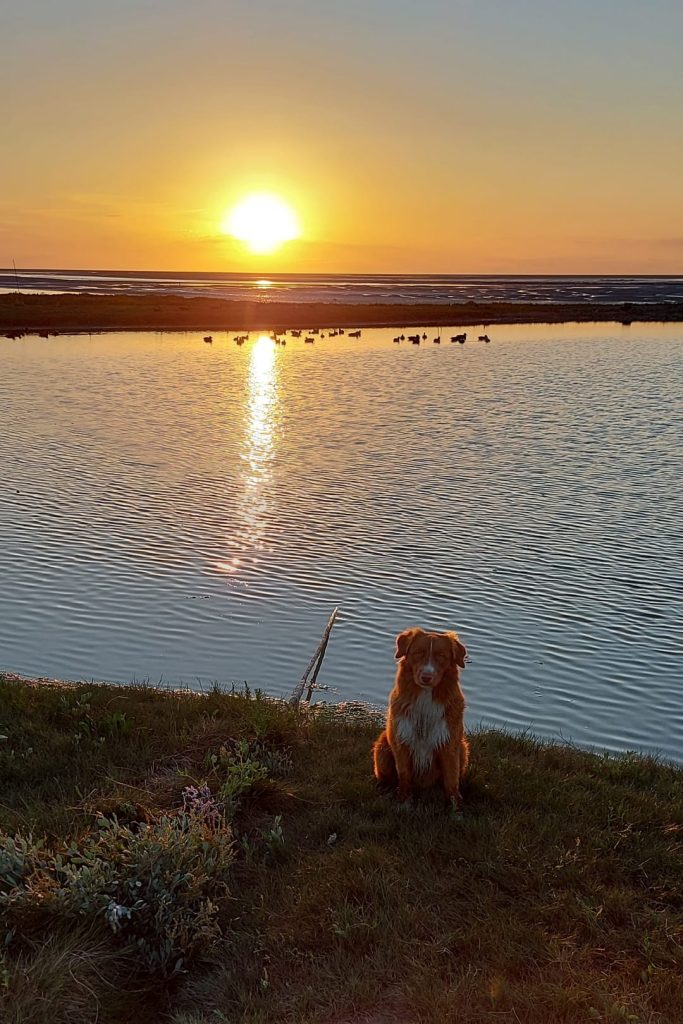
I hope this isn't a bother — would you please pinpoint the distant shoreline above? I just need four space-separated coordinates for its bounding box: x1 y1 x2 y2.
2 291 683 334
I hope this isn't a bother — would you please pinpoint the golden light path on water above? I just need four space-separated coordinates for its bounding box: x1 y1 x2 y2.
218 335 279 575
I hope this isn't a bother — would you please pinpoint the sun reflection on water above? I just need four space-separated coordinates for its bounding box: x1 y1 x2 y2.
246 335 277 477
213 334 280 578
239 334 279 556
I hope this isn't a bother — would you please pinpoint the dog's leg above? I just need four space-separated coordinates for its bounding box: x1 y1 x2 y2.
373 731 398 788
459 734 470 779
393 742 415 804
437 745 463 812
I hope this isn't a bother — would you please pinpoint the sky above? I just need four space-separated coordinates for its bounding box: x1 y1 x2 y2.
2 0 682 274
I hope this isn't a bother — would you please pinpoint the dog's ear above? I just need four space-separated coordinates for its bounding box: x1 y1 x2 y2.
395 627 420 660
446 631 467 669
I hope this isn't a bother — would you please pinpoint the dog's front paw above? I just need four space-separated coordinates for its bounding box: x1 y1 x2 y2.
449 796 465 821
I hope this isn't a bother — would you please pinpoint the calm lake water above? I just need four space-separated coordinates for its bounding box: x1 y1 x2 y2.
1 323 682 760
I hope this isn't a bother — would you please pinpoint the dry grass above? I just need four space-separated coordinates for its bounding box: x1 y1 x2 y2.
0 928 153 1024
1 676 682 1024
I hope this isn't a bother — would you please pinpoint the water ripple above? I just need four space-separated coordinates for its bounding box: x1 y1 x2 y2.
1 323 682 760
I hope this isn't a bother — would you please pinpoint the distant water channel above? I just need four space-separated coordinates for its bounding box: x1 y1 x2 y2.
2 269 683 305
1 323 681 760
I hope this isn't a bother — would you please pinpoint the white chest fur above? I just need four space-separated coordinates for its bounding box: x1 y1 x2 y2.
395 689 450 772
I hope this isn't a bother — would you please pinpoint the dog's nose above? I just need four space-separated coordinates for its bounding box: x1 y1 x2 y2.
420 670 435 685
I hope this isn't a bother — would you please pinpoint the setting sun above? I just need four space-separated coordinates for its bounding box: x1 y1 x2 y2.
221 193 300 254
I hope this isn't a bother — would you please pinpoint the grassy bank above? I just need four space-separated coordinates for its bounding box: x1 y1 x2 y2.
1 676 682 1024
2 291 683 334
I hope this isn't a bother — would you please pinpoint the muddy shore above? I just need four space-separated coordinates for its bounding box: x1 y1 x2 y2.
2 291 683 335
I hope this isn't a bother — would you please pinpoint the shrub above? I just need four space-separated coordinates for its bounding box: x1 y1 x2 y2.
0 812 234 976
0 833 43 896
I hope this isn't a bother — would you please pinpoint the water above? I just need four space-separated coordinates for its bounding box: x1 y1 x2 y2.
1 323 682 760
2 269 683 305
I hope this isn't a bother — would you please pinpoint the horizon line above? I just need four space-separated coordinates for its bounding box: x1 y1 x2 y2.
2 267 683 280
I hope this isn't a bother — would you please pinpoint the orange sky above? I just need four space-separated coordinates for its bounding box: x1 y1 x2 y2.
2 0 682 274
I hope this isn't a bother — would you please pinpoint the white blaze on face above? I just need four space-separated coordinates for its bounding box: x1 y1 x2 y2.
417 638 436 685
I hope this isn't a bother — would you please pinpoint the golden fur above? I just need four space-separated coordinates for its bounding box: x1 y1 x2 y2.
373 627 469 808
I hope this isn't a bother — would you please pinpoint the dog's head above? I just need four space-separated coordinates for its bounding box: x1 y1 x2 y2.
394 627 467 690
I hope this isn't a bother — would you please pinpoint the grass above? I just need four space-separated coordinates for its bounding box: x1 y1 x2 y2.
1 675 682 1024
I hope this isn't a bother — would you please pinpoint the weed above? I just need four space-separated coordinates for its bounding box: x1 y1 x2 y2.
181 784 225 829
99 710 132 737
204 738 292 814
1 812 234 976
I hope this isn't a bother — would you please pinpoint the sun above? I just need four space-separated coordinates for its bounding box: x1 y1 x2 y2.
221 193 300 254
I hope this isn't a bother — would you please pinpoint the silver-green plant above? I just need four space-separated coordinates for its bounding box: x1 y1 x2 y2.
0 811 234 977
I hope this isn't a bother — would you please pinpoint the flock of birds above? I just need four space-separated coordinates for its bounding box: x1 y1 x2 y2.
392 331 491 345
202 326 362 346
3 327 491 345
202 328 491 346
3 327 491 346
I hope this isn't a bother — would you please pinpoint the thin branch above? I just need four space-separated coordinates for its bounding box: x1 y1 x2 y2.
289 607 339 706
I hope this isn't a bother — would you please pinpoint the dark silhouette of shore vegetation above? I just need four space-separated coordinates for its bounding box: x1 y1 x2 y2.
2 291 683 336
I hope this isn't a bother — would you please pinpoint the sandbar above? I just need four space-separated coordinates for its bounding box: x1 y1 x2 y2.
2 291 683 335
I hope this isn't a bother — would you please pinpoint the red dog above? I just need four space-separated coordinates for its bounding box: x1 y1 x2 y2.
373 627 469 809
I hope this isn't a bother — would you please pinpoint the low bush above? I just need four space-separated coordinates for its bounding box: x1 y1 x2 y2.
1 811 234 976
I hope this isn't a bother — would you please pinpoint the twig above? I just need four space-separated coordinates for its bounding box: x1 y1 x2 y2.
289 607 339 707
305 616 336 702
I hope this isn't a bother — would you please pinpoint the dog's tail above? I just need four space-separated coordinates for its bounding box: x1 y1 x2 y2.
373 730 397 789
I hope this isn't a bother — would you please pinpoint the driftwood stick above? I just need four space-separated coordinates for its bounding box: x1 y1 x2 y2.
290 607 339 706
305 618 335 703
289 646 324 706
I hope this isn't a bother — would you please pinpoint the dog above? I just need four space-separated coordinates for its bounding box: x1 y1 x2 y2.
373 627 469 809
